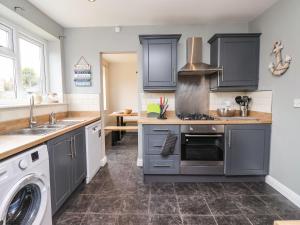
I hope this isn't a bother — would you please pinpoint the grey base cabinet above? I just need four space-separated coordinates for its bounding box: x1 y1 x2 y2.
143 125 180 174
208 33 261 91
225 124 271 176
47 127 86 214
139 35 181 92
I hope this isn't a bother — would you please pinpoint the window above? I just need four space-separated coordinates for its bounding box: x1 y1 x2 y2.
0 55 15 99
0 20 47 103
18 36 45 94
0 23 12 50
102 65 108 110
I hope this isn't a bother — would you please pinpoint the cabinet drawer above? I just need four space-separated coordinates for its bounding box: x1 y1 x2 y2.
144 155 180 174
144 125 180 135
144 134 179 155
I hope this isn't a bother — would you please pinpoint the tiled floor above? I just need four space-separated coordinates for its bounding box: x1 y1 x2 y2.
54 133 300 225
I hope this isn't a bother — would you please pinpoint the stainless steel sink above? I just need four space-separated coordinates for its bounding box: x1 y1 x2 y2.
5 128 57 135
2 120 82 136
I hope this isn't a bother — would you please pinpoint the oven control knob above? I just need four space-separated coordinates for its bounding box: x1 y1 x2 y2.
212 126 216 131
19 160 28 170
189 126 194 131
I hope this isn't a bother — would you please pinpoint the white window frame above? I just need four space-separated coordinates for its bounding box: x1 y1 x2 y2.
17 32 47 97
0 19 48 105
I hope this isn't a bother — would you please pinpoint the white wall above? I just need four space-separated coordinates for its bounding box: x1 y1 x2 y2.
249 0 300 198
107 62 138 112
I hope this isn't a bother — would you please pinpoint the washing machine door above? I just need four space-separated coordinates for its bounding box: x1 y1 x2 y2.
0 174 48 225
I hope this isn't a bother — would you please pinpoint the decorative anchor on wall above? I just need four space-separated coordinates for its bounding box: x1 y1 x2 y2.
269 41 292 76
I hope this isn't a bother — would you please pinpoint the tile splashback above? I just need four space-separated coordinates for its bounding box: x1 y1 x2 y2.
209 90 272 113
66 94 100 111
141 90 272 113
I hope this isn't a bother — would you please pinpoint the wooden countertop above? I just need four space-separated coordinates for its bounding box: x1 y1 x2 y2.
0 115 100 161
274 221 300 225
138 111 272 125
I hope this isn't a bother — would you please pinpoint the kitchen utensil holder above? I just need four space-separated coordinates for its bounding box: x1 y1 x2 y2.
240 106 248 117
157 110 167 120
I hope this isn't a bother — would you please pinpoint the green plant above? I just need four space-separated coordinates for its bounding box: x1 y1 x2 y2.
21 67 38 89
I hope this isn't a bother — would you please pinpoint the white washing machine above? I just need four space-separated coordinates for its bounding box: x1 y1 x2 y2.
0 145 52 225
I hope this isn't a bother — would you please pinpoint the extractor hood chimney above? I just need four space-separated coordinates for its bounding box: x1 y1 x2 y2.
179 37 222 75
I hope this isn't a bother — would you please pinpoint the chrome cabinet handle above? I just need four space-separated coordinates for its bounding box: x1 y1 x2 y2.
67 139 73 158
153 164 171 168
228 130 232 149
73 136 77 158
185 134 223 138
152 145 163 148
152 129 169 132
172 67 176 83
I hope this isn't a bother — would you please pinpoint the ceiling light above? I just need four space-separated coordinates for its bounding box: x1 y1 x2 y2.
88 0 96 2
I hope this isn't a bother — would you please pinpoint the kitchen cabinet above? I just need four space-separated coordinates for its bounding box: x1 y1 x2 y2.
143 125 180 174
225 124 271 176
47 127 86 214
139 34 181 91
208 33 261 91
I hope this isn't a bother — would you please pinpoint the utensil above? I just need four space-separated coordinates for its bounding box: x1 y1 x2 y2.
217 108 236 117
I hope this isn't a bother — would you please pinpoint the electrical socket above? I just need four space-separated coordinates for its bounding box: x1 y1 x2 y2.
293 99 300 108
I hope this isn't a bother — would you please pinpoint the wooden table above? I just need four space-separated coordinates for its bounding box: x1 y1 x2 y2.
274 221 300 225
109 112 138 144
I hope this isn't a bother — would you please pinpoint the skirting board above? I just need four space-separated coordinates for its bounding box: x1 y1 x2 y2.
100 156 107 167
266 175 300 208
137 158 143 167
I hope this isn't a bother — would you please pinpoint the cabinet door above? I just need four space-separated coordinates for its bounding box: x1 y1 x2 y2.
225 125 271 176
47 134 72 214
71 128 86 190
143 39 177 89
219 37 259 87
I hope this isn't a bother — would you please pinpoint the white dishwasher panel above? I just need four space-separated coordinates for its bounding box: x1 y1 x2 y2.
85 120 102 184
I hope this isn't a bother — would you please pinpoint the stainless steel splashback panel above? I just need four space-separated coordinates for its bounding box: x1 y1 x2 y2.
175 75 210 115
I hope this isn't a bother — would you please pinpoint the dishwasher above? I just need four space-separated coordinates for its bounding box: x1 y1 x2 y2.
85 120 102 184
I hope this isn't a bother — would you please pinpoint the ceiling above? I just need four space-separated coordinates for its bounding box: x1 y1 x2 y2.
28 0 278 28
102 53 137 63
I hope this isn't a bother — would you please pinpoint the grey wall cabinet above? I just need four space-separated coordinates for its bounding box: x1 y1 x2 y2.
143 125 180 174
47 127 86 214
225 124 271 176
139 35 181 91
208 33 261 91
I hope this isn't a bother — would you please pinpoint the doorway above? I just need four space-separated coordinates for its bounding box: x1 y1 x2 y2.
100 52 139 161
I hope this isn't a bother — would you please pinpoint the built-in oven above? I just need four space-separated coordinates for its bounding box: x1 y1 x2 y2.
180 125 225 175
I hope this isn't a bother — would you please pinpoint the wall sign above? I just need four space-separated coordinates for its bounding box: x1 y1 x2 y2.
269 41 292 76
74 56 92 87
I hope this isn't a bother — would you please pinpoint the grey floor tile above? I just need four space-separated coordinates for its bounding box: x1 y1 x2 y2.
55 212 84 225
149 214 183 225
151 182 175 195
246 214 281 225
150 195 179 214
174 182 199 196
215 215 252 225
80 182 103 194
89 196 122 214
116 214 149 225
222 182 252 196
177 195 211 215
244 182 280 195
64 194 94 213
81 214 117 225
182 216 217 225
197 183 225 197
120 194 150 214
260 195 300 215
233 195 273 215
125 181 150 195
206 195 242 216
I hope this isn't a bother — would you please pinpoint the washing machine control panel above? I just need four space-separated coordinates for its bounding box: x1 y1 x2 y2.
31 151 39 162
19 159 28 170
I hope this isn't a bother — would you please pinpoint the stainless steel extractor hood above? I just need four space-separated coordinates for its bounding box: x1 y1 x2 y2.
179 37 222 75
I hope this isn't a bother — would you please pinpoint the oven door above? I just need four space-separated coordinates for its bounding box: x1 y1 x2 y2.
180 133 224 175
